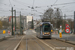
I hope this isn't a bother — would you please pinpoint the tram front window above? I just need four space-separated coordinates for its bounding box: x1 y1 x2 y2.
43 24 50 32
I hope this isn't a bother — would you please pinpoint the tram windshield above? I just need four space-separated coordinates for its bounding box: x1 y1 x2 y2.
43 24 50 32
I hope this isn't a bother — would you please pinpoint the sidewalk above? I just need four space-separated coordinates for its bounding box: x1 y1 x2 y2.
52 34 75 45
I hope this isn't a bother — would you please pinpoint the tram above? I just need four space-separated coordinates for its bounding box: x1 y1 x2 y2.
35 22 52 38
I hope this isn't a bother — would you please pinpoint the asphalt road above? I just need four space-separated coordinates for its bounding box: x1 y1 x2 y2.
18 30 75 50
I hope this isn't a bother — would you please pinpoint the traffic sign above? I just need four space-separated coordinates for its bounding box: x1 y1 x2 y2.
13 27 15 30
65 24 70 28
3 30 6 34
65 28 70 33
60 25 62 29
59 32 62 38
8 30 11 35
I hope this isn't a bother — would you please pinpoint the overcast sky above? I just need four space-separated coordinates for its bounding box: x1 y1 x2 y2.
0 0 75 19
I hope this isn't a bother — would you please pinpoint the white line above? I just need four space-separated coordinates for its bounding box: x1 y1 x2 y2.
14 36 24 50
33 36 55 50
39 40 54 50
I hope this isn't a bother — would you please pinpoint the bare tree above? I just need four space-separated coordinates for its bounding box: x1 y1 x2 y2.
41 8 63 28
43 8 54 21
54 8 63 28
2 21 9 29
55 8 63 20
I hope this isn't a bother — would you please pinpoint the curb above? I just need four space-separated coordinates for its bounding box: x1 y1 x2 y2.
14 40 21 50
14 36 24 50
52 37 75 45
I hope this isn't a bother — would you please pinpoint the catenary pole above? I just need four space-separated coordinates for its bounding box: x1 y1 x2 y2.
20 11 21 35
14 10 16 32
74 11 75 34
12 7 14 35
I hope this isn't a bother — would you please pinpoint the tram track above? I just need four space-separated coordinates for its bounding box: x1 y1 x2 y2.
26 38 28 50
17 30 75 50
17 34 54 50
24 36 45 50
33 39 45 50
30 35 45 50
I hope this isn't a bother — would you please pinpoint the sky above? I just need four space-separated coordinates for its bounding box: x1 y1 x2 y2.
0 0 75 20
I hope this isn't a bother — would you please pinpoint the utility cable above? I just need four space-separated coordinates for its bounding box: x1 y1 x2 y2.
9 0 12 7
53 0 58 5
52 2 75 6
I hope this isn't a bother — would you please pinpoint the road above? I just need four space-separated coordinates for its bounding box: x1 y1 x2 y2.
18 30 75 50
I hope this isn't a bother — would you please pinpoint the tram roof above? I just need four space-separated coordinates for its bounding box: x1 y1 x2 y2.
40 22 51 25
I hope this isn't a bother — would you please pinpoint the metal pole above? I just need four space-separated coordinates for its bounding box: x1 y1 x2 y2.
55 17 57 34
14 10 16 32
74 11 75 34
20 12 21 35
32 17 33 29
64 14 66 29
12 7 14 35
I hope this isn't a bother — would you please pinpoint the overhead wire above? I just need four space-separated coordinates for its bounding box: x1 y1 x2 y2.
13 0 30 7
33 0 35 7
0 0 75 17
9 0 12 7
13 0 31 6
52 0 58 6
52 2 75 6
0 10 10 12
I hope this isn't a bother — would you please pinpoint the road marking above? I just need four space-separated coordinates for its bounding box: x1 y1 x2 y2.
39 40 54 50
33 36 55 50
14 36 24 50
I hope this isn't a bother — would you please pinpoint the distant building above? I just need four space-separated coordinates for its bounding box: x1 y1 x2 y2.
8 16 20 29
2 16 33 29
0 16 9 22
27 16 33 29
25 16 33 29
9 16 20 23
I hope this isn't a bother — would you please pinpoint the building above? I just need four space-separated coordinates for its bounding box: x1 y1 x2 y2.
7 16 33 30
8 16 20 29
0 16 9 22
27 16 33 29
23 16 32 29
